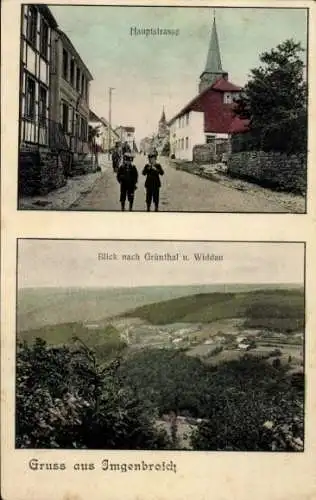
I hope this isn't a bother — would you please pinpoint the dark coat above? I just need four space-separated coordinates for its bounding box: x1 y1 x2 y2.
142 164 164 189
112 150 121 166
117 163 138 189
122 143 131 155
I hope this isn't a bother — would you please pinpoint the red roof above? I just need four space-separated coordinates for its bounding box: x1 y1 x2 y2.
212 79 241 92
229 116 250 134
168 77 241 127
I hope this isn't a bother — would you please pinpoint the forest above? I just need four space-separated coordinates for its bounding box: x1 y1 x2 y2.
16 338 304 451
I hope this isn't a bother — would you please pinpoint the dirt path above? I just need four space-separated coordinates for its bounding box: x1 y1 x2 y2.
71 154 295 213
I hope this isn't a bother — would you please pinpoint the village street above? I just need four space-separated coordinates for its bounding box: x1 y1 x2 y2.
70 154 298 213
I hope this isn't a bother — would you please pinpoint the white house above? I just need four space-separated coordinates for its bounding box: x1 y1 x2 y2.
169 111 205 161
115 126 136 151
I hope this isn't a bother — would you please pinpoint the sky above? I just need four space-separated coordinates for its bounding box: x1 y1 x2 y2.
48 6 308 142
18 240 304 289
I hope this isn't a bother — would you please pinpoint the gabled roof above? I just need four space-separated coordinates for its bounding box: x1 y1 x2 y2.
116 126 135 133
101 118 120 137
89 111 120 137
89 109 101 122
168 77 241 125
212 79 241 92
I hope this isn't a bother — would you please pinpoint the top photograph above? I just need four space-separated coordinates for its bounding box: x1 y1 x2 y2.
18 5 308 213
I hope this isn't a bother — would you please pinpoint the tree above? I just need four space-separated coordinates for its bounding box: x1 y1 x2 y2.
234 39 307 153
16 339 169 449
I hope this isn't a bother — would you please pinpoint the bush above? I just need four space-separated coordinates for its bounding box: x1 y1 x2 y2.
16 339 170 449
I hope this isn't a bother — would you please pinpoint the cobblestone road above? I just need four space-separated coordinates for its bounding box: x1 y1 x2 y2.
70 154 297 213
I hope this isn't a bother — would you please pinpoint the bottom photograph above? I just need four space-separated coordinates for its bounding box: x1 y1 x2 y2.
16 239 305 452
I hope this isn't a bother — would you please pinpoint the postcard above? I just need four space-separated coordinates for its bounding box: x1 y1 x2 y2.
15 3 309 213
2 237 315 499
1 0 316 499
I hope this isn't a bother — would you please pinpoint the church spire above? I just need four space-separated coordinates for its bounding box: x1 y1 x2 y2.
159 106 166 123
199 13 225 93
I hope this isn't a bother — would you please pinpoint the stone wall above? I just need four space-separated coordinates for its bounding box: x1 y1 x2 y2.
193 140 230 164
227 151 306 194
19 146 67 196
71 154 96 176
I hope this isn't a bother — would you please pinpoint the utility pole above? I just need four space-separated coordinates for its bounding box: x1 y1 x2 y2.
108 87 114 159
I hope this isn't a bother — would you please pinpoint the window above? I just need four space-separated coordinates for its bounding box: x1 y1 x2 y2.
40 19 49 59
62 49 69 80
185 137 189 149
70 59 75 87
69 107 74 134
76 68 81 92
186 114 189 126
206 135 215 144
80 117 87 140
27 6 37 46
25 76 36 120
81 74 85 97
224 93 233 104
62 102 69 133
85 80 88 100
181 138 184 149
39 86 47 124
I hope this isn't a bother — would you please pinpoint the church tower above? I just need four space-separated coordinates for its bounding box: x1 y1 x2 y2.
199 13 226 93
158 106 168 138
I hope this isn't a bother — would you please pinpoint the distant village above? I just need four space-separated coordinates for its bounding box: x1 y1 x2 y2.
19 4 248 198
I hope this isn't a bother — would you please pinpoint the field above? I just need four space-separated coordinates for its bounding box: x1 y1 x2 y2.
18 286 304 369
17 283 302 332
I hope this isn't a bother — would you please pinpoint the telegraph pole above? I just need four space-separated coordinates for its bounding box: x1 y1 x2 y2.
108 87 114 159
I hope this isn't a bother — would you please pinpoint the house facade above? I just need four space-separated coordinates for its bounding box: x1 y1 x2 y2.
115 126 136 151
19 4 69 196
19 5 95 197
168 17 241 162
88 110 120 152
50 29 93 165
20 4 58 149
169 111 204 161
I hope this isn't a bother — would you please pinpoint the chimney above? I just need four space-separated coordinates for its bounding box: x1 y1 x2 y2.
222 72 228 81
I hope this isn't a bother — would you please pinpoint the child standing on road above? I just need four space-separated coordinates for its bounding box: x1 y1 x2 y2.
116 152 138 211
142 153 164 212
